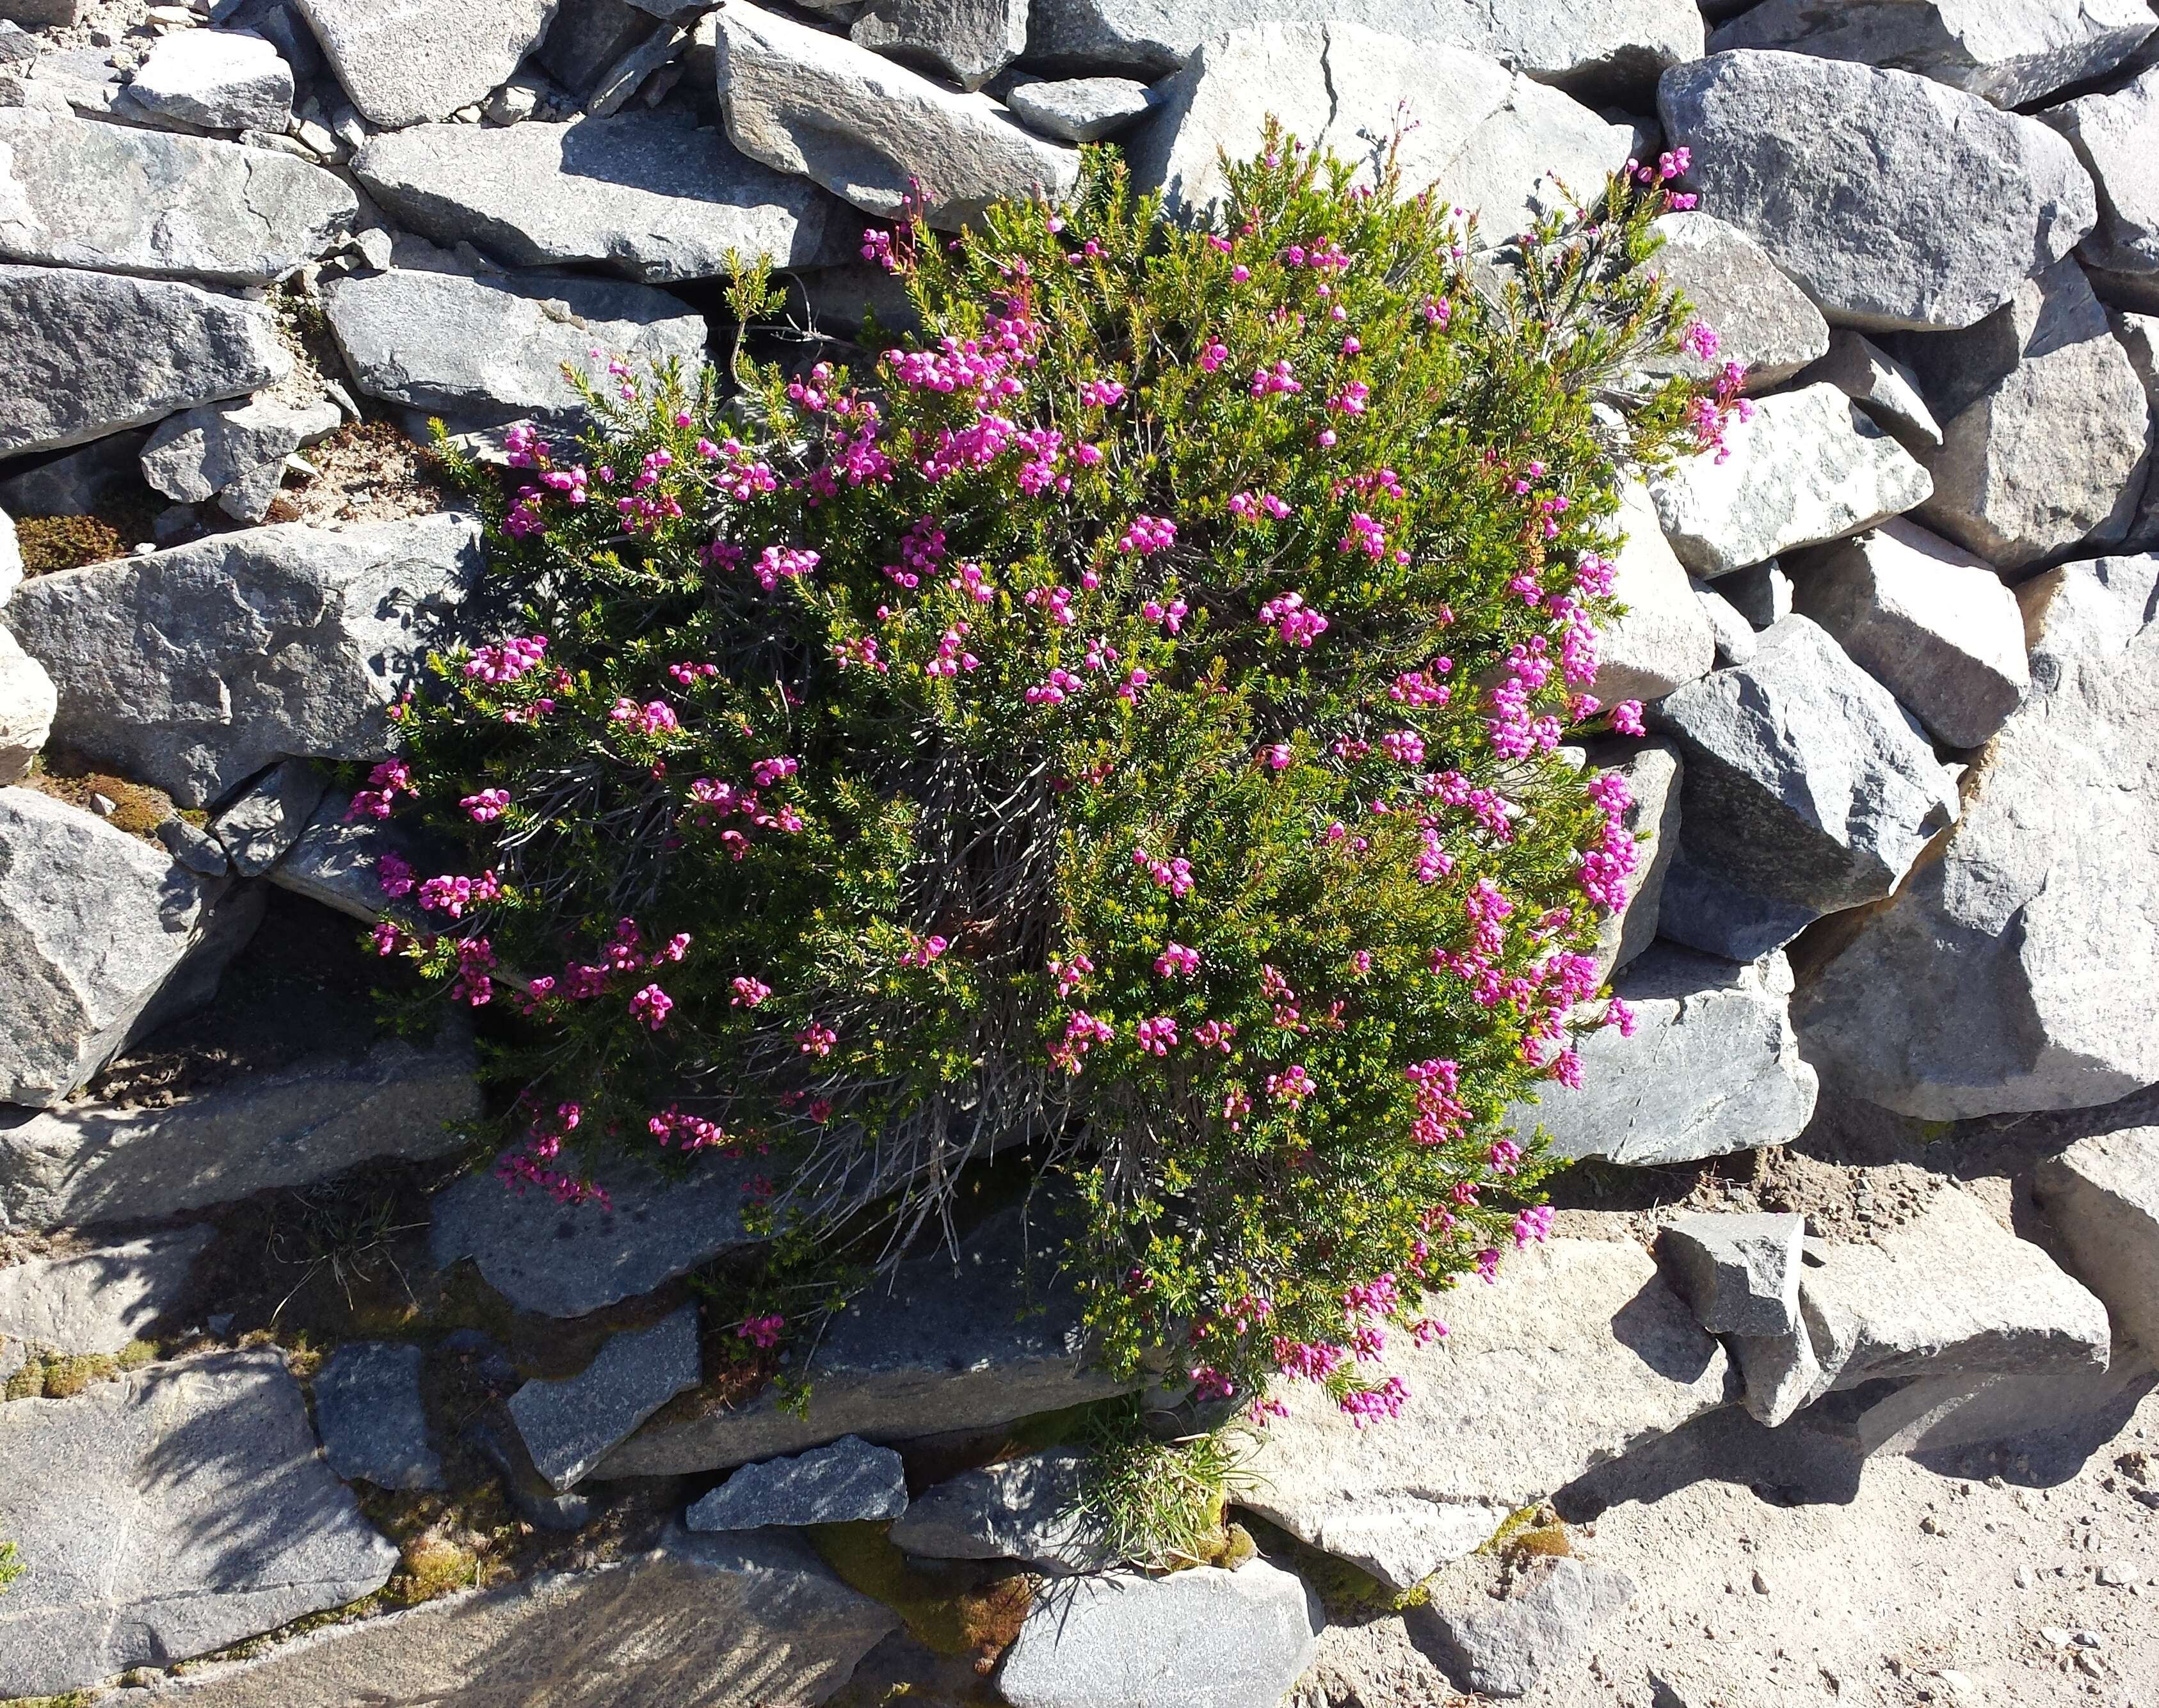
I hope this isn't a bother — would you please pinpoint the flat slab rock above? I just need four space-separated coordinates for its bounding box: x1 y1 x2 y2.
510 1305 702 1489
0 1348 398 1698
127 26 294 133
1641 211 1829 394
2043 63 2159 276
686 1434 908 1531
0 1225 211 1353
1427 1556 1635 1699
0 625 53 785
140 1528 898 1707
2037 1127 2159 1356
296 0 559 128
314 1340 444 1491
1239 1237 1731 1590
888 1446 1111 1574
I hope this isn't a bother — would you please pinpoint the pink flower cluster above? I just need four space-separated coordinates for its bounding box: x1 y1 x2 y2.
1258 592 1328 648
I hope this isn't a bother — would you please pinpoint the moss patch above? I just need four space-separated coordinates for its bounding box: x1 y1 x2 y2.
808 1520 1032 1668
20 766 179 843
14 513 128 577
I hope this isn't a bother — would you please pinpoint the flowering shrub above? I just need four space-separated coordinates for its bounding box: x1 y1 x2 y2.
383 134 1721 1421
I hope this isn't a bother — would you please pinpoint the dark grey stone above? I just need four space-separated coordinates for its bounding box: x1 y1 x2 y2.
1659 1212 1805 1337
210 760 330 877
509 1304 703 1489
888 1447 1111 1574
315 1341 444 1491
686 1435 909 1530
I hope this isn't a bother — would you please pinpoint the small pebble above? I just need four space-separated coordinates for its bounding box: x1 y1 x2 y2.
1751 1568 1771 1595
2013 1564 2032 1589
2096 1561 2133 1586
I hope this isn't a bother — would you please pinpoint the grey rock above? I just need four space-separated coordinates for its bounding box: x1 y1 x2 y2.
1691 577 1756 667
1651 851 1826 963
718 2 1079 230
1129 22 1633 234
0 1348 397 1697
998 1560 1324 1708
464 1415 595 1531
1727 1320 1823 1428
1788 517 2028 749
1856 1350 2159 1459
353 110 844 282
0 264 289 457
297 0 562 128
888 1447 1112 1573
686 1435 909 1530
1794 557 2159 1117
141 398 342 523
2037 1127 2159 1355
1428 1556 1635 1699
1718 561 1791 630
0 623 54 783
0 1225 211 1352
1646 383 1934 579
0 787 231 1110
321 255 708 427
1804 329 1944 453
595 1209 1138 1478
314 1341 444 1490
209 758 328 876
1591 478 1717 706
1584 738 1681 979
0 1026 479 1229
1006 74 1157 142
0 1 74 25
852 0 1026 91
535 0 654 94
510 1304 702 1488
0 502 17 608
0 433 150 522
0 111 355 284
5 513 478 808
1642 212 1830 394
1659 1212 1804 1337
128 27 293 132
1658 51 2096 332
1240 1238 1730 1590
1521 946 1818 1166
159 814 233 880
268 788 447 928
584 17 691 118
429 1154 761 1318
2045 65 2159 278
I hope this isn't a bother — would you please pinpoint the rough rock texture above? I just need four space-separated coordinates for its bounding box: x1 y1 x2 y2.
0 264 289 456
0 787 228 1110
1658 51 2096 332
127 27 294 132
265 790 445 927
851 0 1027 90
510 1305 702 1489
2044 65 2159 278
1719 561 1792 630
1239 1239 1731 1589
0 1027 478 1229
0 111 355 285
887 1447 1111 1573
1584 738 1680 979
1787 517 2028 749
1006 74 1157 143
717 2 1079 230
353 112 844 282
1692 577 1755 666
1794 556 2159 1118
1804 329 1944 452
140 397 342 523
0 1348 398 1698
0 623 54 784
536 0 656 93
1591 479 1717 706
1648 616 1960 939
209 760 328 877
5 513 478 808
1660 1212 1804 1338
1427 1557 1636 1699
0 1225 211 1353
1642 212 1830 393
296 0 562 128
2037 1128 2159 1353
595 1209 1137 1477
314 1340 444 1491
429 1154 760 1318
1646 383 1934 578
1129 22 1633 234
140 1528 898 1707
1521 947 1818 1167
320 256 709 427
686 1435 909 1531
1892 259 2149 572
997 1560 1324 1708
1710 0 2155 108
1726 1319 1825 1429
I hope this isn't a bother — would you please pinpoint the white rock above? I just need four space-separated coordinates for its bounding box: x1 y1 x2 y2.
126 26 292 132
1591 478 1717 706
295 0 561 129
1643 212 1830 394
1427 1556 1635 1698
1691 577 1756 666
2037 1127 2159 1355
2045 65 2159 278
0 623 54 783
1804 329 1944 452
1006 74 1158 143
0 1225 211 1353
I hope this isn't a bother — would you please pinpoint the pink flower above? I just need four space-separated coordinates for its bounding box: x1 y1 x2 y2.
461 788 510 823
1153 942 1201 977
376 850 415 899
1079 378 1127 408
796 1022 837 1057
1610 699 1646 738
737 1313 785 1348
1136 1014 1179 1055
730 976 772 1007
630 983 674 1030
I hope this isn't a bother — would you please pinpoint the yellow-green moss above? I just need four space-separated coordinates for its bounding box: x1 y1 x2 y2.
808 1521 1032 1661
14 513 126 577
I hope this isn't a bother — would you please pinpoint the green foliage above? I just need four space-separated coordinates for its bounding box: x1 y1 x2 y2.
1066 1395 1256 1570
0 1537 20 1597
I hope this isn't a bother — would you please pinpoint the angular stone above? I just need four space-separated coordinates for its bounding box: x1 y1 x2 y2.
0 1348 398 1698
595 1209 1138 1478
296 0 561 129
1658 51 2096 332
717 2 1077 230
510 1304 702 1488
1804 329 1944 452
535 0 654 94
1642 212 1829 394
314 1341 444 1490
209 759 328 876
1717 561 1791 630
5 513 478 808
1794 557 2159 1118
851 0 1025 91
321 255 708 428
2045 65 2159 278
686 1435 908 1531
1427 1556 1635 1699
997 1560 1323 1708
127 27 293 132
888 1446 1111 1574
2037 1127 2159 1355
1006 74 1157 143
1691 578 1754 667
1727 1321 1822 1429
139 1528 897 1706
1591 478 1716 706
353 111 844 282
1659 1212 1804 1338
1856 1353 2159 1459
1130 22 1632 234
0 2 76 25
0 1225 211 1353
1584 738 1680 980
0 623 54 783
0 1025 479 1229
1788 518 2028 750
0 264 289 457
141 398 342 523
1646 383 1934 579
1521 947 1818 1167
1239 1238 1730 1590
0 111 356 285
1710 0 2155 108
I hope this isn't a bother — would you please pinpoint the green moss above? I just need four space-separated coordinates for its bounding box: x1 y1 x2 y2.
1235 1513 1429 1618
807 1521 1032 1661
1479 1501 1569 1560
14 513 126 577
